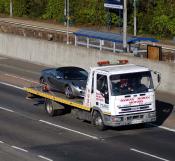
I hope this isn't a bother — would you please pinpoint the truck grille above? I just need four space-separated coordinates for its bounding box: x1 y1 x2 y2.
119 105 151 114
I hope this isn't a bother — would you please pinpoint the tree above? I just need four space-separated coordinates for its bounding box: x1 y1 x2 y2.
43 0 64 22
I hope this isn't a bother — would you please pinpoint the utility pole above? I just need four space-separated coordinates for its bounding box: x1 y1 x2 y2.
123 0 127 51
66 0 70 44
64 0 70 44
10 0 13 17
64 0 67 26
134 0 137 36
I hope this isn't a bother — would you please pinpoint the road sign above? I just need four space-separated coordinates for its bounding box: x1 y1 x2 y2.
104 0 123 9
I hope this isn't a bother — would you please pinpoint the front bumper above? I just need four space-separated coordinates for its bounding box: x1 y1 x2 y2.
72 87 85 98
103 111 156 127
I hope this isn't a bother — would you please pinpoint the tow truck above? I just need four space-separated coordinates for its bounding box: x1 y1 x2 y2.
25 60 161 130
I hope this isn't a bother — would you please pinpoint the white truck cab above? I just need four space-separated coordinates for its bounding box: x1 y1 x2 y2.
84 61 160 128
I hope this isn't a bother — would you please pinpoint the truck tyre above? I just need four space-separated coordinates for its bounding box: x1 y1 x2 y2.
45 100 57 117
45 100 65 116
65 85 74 99
92 111 107 131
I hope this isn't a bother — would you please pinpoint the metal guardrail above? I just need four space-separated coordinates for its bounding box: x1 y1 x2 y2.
0 19 73 34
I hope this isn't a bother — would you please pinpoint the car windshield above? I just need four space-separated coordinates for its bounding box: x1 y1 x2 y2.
64 69 88 80
110 71 154 96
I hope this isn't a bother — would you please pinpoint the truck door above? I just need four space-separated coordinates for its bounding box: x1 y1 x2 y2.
95 74 109 107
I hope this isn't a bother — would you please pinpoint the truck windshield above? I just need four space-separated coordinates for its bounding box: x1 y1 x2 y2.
110 71 153 96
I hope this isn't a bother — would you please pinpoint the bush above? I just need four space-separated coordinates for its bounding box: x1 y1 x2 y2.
42 0 64 22
0 0 9 14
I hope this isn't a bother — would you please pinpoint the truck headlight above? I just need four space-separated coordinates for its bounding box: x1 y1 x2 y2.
149 112 156 117
111 116 123 122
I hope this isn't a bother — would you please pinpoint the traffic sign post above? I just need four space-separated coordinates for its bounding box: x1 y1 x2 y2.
10 0 13 17
123 0 127 51
104 0 127 52
104 0 123 9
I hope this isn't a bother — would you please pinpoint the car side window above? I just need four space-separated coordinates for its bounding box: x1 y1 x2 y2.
56 70 64 78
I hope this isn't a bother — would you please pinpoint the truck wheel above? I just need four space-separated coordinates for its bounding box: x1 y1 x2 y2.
45 100 57 117
92 111 106 131
65 86 74 99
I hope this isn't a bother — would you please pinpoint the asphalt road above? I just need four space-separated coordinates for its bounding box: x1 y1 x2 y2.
0 55 175 161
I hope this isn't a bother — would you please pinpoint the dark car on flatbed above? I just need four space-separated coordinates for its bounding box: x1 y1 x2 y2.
40 66 88 98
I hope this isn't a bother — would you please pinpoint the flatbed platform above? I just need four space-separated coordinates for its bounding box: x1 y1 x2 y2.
24 86 91 111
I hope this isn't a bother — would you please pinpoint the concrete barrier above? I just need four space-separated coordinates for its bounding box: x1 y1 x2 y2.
0 33 174 96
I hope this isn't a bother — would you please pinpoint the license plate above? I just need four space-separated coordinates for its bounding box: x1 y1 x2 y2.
131 119 142 124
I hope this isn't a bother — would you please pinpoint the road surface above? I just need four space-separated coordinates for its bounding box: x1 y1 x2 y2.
0 55 175 161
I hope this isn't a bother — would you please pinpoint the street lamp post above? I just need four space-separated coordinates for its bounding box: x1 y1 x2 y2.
10 0 13 17
66 0 70 45
64 0 70 44
134 0 137 36
123 0 127 51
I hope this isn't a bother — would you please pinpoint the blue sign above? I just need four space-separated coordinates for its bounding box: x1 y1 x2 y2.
104 0 123 9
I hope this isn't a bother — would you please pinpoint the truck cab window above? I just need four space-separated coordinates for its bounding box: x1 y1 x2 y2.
97 75 108 92
97 74 109 104
110 71 153 96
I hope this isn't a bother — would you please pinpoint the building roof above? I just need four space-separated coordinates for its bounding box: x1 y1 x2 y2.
74 29 158 44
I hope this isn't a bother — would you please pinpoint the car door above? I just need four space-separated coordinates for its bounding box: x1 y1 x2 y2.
54 70 66 92
46 70 57 88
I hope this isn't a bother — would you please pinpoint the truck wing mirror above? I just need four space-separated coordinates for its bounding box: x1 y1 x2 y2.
157 73 161 83
153 71 161 90
154 71 161 83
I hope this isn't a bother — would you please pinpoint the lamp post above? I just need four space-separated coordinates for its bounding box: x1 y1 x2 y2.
64 0 70 44
64 0 67 26
66 0 70 44
123 0 127 51
10 0 13 17
134 0 137 36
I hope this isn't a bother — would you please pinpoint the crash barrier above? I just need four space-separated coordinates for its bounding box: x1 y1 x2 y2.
0 33 174 97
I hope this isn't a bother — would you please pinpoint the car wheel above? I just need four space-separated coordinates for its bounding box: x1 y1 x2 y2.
92 111 107 131
65 85 74 99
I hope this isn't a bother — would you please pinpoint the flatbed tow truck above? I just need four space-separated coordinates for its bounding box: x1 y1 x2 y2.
25 60 161 130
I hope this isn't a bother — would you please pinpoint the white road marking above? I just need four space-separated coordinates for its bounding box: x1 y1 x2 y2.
38 155 53 161
11 146 28 153
0 81 24 90
4 73 38 84
149 123 175 133
131 148 169 161
159 126 175 133
39 120 99 140
0 141 52 161
0 106 14 113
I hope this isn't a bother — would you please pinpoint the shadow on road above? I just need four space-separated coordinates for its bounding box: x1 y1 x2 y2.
153 100 174 126
28 94 174 131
